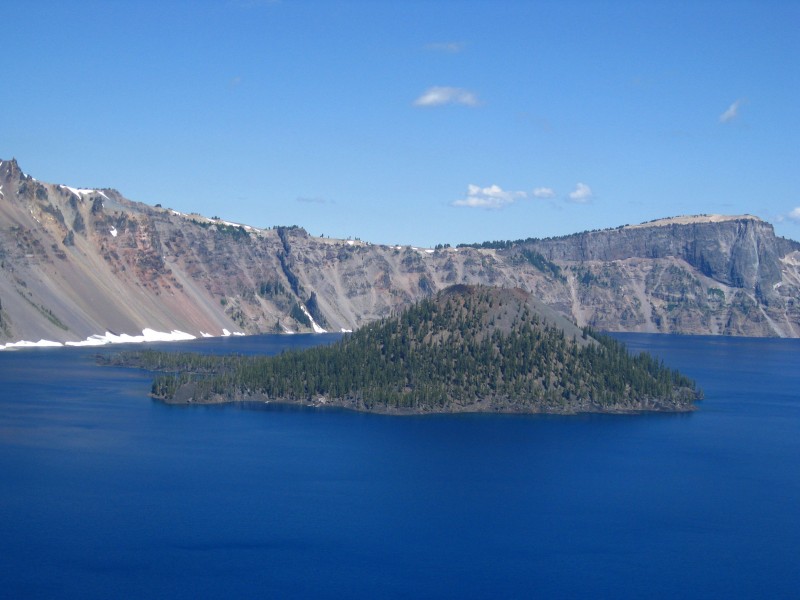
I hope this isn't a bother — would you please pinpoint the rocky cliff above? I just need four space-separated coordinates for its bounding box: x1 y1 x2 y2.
1 158 799 344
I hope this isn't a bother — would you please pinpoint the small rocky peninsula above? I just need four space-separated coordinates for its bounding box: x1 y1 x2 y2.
110 285 701 415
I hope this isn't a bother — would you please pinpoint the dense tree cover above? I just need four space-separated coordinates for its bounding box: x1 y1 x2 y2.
454 240 564 281
519 248 565 281
454 223 631 250
457 238 531 250
112 287 700 413
305 292 328 327
190 219 249 240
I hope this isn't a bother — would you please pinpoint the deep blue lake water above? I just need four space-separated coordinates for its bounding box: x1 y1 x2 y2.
1 333 798 599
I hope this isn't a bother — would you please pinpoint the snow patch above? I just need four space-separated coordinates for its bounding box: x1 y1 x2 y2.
340 328 353 333
0 328 270 351
0 185 4 199
109 227 118 237
61 185 79 197
346 240 355 246
60 185 109 200
0 339 64 350
300 304 327 333
425 249 434 254
773 282 783 290
64 329 196 347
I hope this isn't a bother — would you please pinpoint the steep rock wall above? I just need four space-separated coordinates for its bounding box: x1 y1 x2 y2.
1 158 799 343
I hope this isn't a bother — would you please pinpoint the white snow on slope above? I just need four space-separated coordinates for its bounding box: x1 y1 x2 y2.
301 305 327 333
0 185 4 199
0 339 64 350
2 329 196 350
60 185 110 200
110 227 118 237
64 329 197 347
220 329 245 336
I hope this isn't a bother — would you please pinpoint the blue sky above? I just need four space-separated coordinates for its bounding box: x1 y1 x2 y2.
2 0 799 247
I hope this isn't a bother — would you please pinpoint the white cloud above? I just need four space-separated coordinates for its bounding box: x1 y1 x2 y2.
567 183 593 203
452 184 526 209
787 207 800 222
414 86 480 107
296 196 328 204
719 99 744 123
425 41 466 54
532 187 556 199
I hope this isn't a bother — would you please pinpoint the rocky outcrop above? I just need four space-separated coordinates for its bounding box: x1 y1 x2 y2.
1 158 799 343
527 216 790 294
518 215 800 337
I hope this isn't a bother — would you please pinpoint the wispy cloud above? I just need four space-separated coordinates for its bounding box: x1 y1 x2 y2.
296 196 329 204
230 76 242 88
787 207 800 223
719 99 745 123
414 86 480 107
425 41 466 54
532 187 556 199
567 183 593 204
452 184 526 209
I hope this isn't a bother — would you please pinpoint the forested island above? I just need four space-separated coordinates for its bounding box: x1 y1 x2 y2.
105 285 701 414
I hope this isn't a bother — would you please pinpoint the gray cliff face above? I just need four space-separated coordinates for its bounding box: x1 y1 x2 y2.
520 216 800 337
529 218 793 292
1 159 799 343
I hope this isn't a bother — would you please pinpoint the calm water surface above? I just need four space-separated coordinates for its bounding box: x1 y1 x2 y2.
0 333 798 599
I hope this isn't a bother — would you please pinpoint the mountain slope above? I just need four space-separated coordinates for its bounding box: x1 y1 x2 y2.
2 158 799 343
